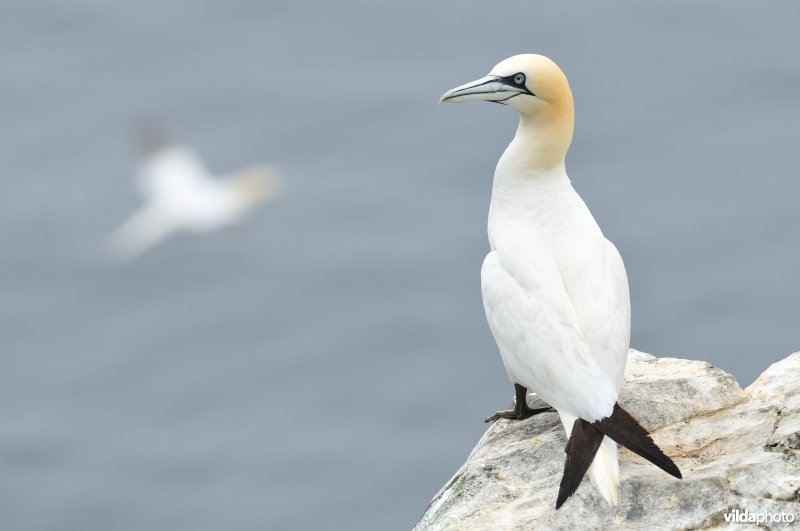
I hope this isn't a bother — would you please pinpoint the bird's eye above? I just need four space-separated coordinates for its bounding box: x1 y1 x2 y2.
513 73 526 86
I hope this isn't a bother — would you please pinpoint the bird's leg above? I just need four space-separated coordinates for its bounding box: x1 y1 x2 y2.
485 383 555 423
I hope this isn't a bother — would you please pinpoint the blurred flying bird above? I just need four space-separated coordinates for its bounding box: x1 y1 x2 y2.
440 55 681 508
108 135 280 261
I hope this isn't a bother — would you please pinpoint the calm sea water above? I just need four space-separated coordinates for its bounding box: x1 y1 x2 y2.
1 1 799 529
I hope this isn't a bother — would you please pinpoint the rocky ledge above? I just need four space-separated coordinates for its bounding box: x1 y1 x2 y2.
416 351 800 530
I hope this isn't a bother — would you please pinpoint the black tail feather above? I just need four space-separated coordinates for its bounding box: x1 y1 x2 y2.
592 403 682 479
555 418 604 509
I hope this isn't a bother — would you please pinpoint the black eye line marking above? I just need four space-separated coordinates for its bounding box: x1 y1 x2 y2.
498 73 536 97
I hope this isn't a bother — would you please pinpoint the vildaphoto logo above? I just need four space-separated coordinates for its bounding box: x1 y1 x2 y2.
723 508 795 524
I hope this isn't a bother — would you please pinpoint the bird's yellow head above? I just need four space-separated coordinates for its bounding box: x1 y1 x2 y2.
440 54 575 166
233 166 282 207
440 54 572 112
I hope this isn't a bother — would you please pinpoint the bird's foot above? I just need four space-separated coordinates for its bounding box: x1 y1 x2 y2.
484 403 555 423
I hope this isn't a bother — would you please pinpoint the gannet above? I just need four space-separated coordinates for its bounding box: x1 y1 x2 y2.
440 54 681 508
108 141 280 261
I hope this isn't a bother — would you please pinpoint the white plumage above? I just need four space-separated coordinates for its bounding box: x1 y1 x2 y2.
483 162 630 423
109 143 280 261
441 54 631 506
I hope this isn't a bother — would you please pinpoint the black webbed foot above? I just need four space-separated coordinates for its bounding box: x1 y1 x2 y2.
485 383 556 423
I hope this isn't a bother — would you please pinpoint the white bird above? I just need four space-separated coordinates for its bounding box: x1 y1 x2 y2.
108 142 280 261
440 54 681 508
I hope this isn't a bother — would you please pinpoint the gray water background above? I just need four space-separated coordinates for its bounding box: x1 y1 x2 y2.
1 1 799 529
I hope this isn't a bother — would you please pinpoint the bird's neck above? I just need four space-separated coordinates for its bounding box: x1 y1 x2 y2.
510 102 574 170
492 109 574 200
489 108 578 241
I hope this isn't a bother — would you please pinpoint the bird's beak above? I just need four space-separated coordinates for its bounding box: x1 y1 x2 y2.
439 75 525 104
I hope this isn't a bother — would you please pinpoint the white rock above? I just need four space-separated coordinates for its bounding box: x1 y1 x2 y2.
416 351 800 530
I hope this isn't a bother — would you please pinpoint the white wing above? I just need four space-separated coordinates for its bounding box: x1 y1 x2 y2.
107 204 178 261
134 145 242 231
581 240 631 393
482 237 629 422
136 145 209 201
